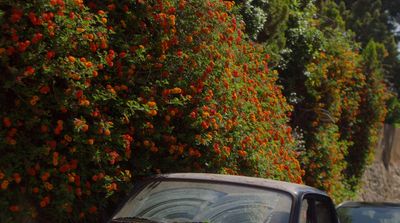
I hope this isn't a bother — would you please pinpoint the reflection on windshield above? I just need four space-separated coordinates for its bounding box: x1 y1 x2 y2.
337 206 400 223
113 181 292 223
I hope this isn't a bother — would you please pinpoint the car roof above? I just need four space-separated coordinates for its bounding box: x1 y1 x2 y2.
149 173 327 197
337 201 400 209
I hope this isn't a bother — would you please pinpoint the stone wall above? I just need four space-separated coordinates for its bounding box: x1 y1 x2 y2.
358 124 400 202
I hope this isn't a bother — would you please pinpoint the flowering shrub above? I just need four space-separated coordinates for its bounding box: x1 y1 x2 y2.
0 0 301 222
274 1 389 202
299 38 388 201
302 48 366 200
344 40 389 190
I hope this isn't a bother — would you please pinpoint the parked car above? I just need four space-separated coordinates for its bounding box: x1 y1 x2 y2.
336 201 400 223
109 173 339 223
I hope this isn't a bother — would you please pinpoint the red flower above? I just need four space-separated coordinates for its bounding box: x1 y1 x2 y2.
18 41 31 52
24 66 35 76
3 117 12 128
10 9 23 23
9 205 20 212
88 206 97 214
40 85 50 94
176 50 183 57
75 90 83 99
46 51 56 60
41 172 50 182
59 164 70 173
28 12 42 25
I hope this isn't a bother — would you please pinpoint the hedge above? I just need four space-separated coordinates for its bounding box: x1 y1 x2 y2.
0 0 302 222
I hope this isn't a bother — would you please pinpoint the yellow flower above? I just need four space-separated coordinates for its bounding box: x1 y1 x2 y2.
76 27 85 33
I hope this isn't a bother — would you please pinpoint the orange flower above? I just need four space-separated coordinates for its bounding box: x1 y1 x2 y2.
223 146 231 156
52 152 59 166
64 135 72 142
148 110 157 116
41 172 50 182
143 140 151 147
201 121 209 129
74 0 83 6
1 180 9 190
13 173 21 184
67 174 75 183
30 95 39 106
40 200 47 208
103 128 111 136
85 61 93 68
170 87 182 94
32 187 39 194
169 15 175 26
76 27 85 33
44 182 53 191
74 119 89 132
92 70 98 77
68 56 76 63
87 138 94 145
147 101 156 107
186 35 193 43
238 150 247 157
106 182 117 191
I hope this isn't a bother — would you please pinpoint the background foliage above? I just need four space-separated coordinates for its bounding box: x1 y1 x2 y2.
236 0 390 202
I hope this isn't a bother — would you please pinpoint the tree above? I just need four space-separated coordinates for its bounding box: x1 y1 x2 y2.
337 0 400 123
234 0 290 60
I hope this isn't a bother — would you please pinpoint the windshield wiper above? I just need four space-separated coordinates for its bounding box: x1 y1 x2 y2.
111 217 165 223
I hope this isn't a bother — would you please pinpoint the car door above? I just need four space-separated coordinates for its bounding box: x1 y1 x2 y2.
299 194 339 223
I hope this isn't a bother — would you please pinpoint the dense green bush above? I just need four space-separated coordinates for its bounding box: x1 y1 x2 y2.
0 0 301 221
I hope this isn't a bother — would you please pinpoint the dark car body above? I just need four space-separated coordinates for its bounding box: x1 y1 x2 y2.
109 173 339 223
336 201 400 223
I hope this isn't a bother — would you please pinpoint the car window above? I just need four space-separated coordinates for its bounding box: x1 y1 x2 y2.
315 200 334 223
300 196 336 223
112 180 292 223
337 205 400 223
299 199 312 223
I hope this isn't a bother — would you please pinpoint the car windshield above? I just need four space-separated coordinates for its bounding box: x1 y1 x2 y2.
112 180 293 223
337 205 400 223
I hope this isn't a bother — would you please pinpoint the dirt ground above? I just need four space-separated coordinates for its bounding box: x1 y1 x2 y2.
357 125 400 202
